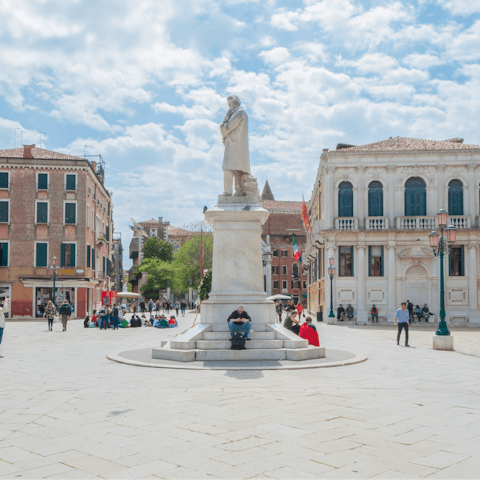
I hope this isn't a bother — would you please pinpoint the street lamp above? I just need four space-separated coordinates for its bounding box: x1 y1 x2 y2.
428 208 457 337
328 257 335 318
48 256 59 306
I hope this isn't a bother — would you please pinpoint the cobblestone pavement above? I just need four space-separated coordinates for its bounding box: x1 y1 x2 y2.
1 314 480 479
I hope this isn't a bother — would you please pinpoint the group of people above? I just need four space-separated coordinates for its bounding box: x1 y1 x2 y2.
336 304 355 321
85 303 126 329
131 299 188 317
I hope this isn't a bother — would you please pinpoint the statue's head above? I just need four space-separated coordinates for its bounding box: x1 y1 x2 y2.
227 95 241 109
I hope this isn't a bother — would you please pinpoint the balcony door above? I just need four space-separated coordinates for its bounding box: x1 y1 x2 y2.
368 181 383 216
405 177 426 216
448 179 463 215
338 181 353 217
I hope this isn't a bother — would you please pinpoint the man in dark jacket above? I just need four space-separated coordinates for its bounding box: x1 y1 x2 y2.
227 305 252 340
60 300 72 332
407 300 414 322
337 304 345 321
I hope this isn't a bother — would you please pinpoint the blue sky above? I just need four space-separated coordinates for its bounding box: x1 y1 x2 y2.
0 0 479 267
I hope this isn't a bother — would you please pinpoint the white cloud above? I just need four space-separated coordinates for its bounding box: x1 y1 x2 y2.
260 47 291 65
437 0 480 15
403 53 444 69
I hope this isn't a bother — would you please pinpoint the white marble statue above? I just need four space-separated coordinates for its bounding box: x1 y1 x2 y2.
220 95 251 196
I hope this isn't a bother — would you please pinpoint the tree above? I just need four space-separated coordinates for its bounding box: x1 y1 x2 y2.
135 258 175 298
172 234 213 293
198 269 212 301
142 237 174 262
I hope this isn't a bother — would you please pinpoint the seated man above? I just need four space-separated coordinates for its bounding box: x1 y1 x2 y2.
422 304 432 322
227 305 252 340
371 305 378 323
299 316 320 346
284 310 301 335
346 304 354 320
415 305 423 321
337 304 345 321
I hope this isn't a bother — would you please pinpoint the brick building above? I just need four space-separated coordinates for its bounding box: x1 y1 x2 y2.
261 182 307 305
0 145 114 318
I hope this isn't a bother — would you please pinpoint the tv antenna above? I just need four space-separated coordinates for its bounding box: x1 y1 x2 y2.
39 132 46 149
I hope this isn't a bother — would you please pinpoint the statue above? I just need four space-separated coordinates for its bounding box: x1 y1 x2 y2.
220 95 251 197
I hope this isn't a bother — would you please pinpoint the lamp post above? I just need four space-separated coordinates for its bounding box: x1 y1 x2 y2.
328 257 335 318
48 256 59 306
429 208 457 340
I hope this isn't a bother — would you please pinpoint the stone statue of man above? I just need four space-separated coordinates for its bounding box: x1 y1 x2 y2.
220 95 250 196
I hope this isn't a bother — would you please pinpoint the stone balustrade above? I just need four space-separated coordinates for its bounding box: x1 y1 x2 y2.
366 217 389 230
335 217 359 230
448 215 470 229
396 216 436 230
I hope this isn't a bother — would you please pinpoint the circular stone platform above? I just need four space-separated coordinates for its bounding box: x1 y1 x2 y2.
107 348 367 370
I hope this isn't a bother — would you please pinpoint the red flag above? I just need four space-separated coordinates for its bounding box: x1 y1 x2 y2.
301 196 312 232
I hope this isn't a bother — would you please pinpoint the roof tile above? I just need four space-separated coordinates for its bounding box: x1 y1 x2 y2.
0 146 84 160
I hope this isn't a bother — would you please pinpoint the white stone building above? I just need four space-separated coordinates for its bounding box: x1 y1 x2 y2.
304 137 480 325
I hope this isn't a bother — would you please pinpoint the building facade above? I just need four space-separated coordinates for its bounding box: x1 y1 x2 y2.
261 184 307 305
0 145 114 318
111 234 123 292
304 137 480 325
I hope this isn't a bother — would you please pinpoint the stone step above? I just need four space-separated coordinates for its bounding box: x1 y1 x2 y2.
202 331 276 340
195 340 284 350
211 323 268 332
195 349 287 361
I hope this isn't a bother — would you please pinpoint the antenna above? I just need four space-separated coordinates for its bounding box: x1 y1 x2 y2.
14 128 21 148
20 130 26 146
84 144 93 158
39 132 46 149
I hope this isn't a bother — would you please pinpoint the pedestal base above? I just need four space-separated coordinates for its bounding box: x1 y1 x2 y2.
356 310 368 325
433 335 454 351
326 315 336 325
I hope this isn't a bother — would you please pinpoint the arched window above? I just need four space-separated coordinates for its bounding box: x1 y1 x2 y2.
368 181 383 216
448 179 463 215
338 181 353 217
405 177 426 216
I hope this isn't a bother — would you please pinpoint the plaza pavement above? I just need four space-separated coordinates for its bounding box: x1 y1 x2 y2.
1 312 480 479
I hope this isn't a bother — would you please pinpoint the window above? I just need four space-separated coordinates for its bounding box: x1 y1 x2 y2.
339 246 354 276
65 203 76 224
281 250 288 257
37 173 48 190
405 177 426 216
61 243 76 267
103 256 105 273
0 172 8 189
65 174 76 191
35 243 48 267
273 281 279 289
292 263 299 278
0 201 8 223
36 202 48 224
0 243 8 266
368 181 383 217
92 248 95 270
272 265 279 275
87 245 91 268
338 181 353 217
282 265 287 275
448 179 463 215
272 250 279 257
449 246 464 276
282 280 288 289
303 281 307 289
369 246 384 276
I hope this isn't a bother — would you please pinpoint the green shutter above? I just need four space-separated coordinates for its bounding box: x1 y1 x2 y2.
103 256 105 273
70 244 76 267
87 245 91 268
92 249 95 270
61 244 65 267
65 203 76 224
0 202 8 223
36 243 47 267
351 247 354 277
0 173 8 189
0 243 7 266
368 246 372 277
381 246 384 277
37 203 48 223
38 174 48 190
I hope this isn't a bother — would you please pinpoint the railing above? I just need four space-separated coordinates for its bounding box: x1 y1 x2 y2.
366 217 389 230
448 216 470 229
396 216 436 230
335 217 358 230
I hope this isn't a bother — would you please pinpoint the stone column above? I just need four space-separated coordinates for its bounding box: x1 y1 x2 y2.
387 164 396 225
356 245 368 324
387 244 396 322
468 245 480 324
357 166 365 228
437 164 446 211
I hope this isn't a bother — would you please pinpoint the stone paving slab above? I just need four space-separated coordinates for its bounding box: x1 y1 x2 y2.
1 314 480 479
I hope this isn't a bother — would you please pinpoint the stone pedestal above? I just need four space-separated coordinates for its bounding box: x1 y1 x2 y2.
326 315 336 325
356 310 368 325
433 335 454 351
202 197 276 331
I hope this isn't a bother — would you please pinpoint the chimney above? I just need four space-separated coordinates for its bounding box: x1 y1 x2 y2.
23 144 35 158
91 161 97 172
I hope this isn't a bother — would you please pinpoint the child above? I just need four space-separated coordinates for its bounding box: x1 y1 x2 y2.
168 315 178 327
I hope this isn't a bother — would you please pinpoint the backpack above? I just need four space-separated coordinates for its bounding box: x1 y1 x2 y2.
113 307 119 317
60 304 69 315
231 333 246 350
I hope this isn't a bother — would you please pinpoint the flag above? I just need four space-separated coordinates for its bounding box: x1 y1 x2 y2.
301 196 312 232
293 236 302 263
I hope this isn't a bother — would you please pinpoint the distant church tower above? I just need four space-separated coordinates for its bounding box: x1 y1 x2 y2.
261 180 275 201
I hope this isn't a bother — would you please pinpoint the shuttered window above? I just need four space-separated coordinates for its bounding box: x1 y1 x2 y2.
65 174 76 191
87 245 91 268
0 202 8 223
0 173 8 189
339 246 354 276
61 244 76 267
338 181 353 217
36 202 48 224
65 203 76 224
37 174 48 190
36 243 48 267
0 243 8 266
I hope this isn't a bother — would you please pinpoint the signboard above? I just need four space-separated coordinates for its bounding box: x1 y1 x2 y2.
61 269 75 275
101 291 118 299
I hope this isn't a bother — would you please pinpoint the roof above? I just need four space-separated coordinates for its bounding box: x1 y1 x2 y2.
263 200 302 212
0 146 84 160
330 137 480 153
261 180 275 201
168 226 190 237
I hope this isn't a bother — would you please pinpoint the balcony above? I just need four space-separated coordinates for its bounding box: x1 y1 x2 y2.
449 216 470 229
396 216 436 230
335 217 358 231
366 217 389 230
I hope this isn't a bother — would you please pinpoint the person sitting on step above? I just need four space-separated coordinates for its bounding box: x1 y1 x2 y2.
415 305 423 321
227 305 252 341
299 316 320 346
371 305 378 323
284 310 301 335
346 304 354 321
337 304 345 321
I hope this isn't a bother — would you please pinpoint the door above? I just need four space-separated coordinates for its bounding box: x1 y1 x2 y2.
405 177 426 216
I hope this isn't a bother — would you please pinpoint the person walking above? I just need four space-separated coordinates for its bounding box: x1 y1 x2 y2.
395 301 411 347
180 300 186 317
45 300 56 331
174 301 180 316
111 303 119 330
276 301 283 324
0 297 10 358
59 300 72 332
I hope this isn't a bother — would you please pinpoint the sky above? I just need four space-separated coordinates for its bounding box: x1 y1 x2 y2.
0 0 479 268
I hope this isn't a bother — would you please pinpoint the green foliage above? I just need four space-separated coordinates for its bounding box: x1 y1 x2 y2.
142 237 174 262
198 269 212 301
172 234 213 293
127 282 132 292
135 258 175 297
